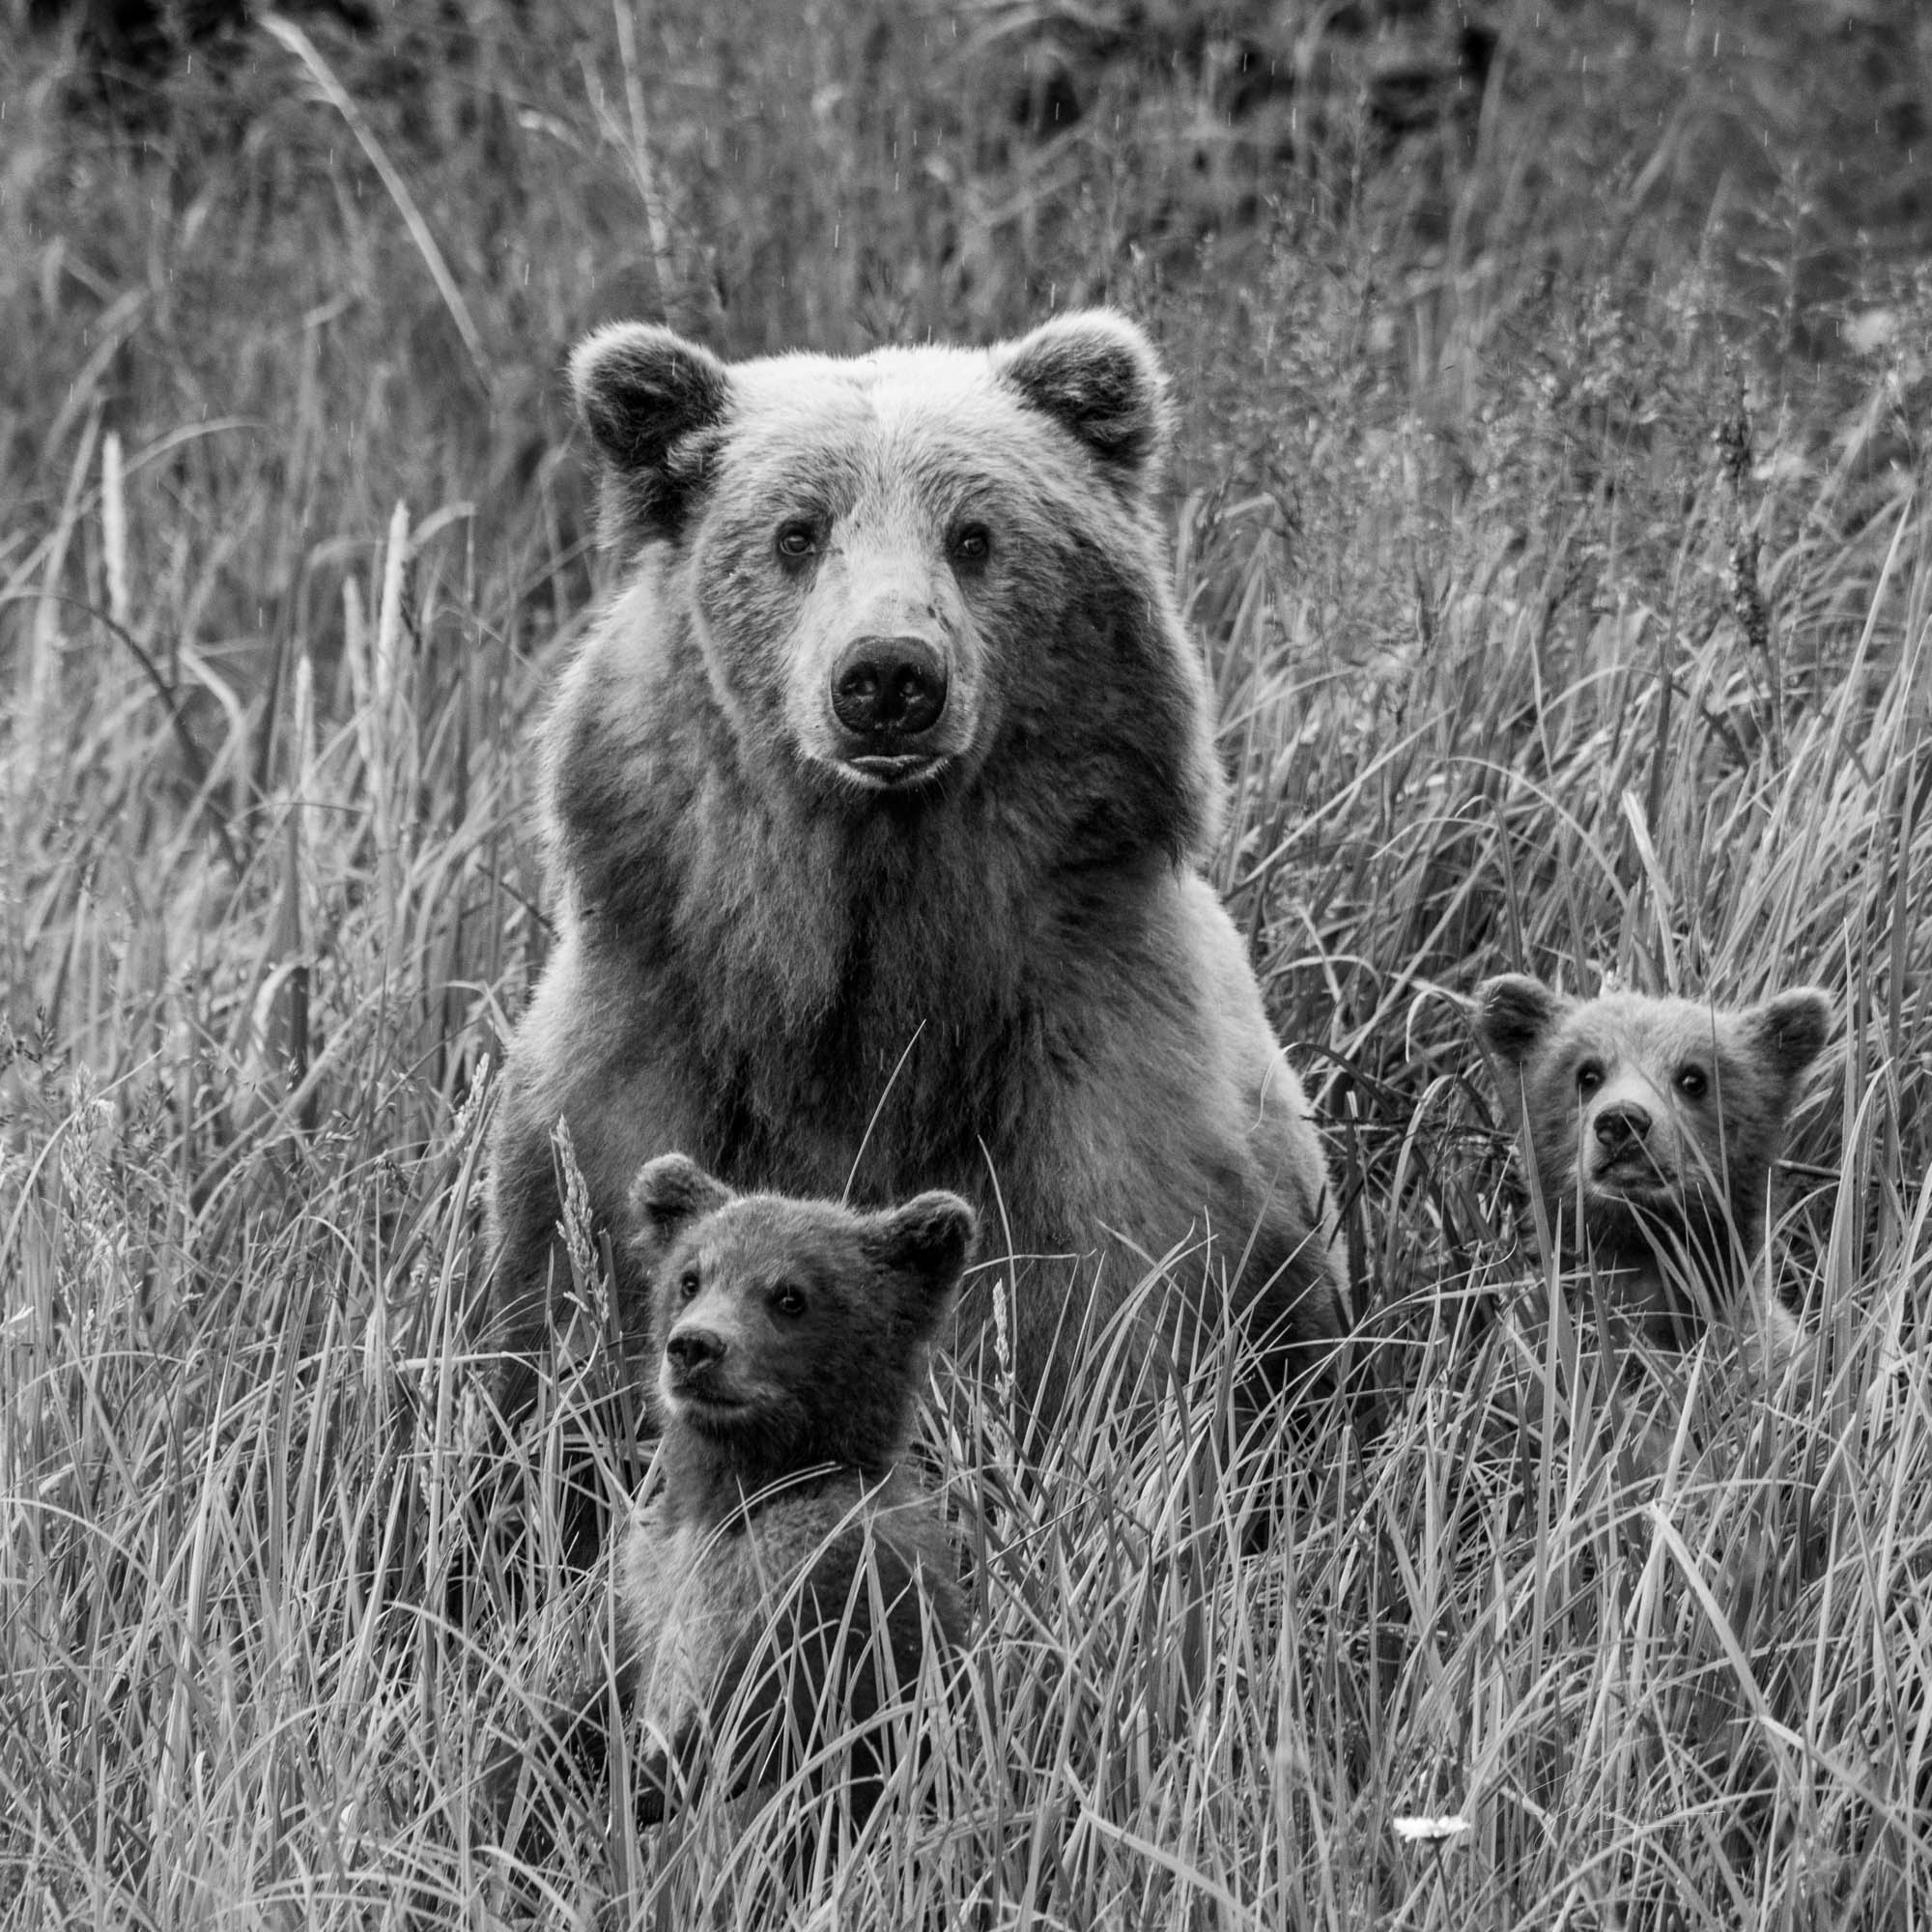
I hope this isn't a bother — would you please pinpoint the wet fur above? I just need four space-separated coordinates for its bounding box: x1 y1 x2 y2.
486 312 1345 1424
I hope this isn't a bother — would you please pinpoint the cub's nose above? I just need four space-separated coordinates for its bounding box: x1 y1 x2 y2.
665 1327 725 1376
831 636 948 739
1593 1102 1653 1153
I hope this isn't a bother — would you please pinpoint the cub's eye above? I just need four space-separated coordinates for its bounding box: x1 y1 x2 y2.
1576 1062 1604 1097
776 521 819 560
678 1270 701 1302
952 523 991 563
1676 1065 1709 1101
771 1283 807 1319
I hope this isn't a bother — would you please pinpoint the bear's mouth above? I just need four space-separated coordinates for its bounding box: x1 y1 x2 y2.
663 1371 744 1410
1586 1161 1678 1207
843 751 949 789
667 1385 750 1426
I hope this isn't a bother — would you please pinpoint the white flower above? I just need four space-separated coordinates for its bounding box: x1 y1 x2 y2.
1393 1814 1471 1845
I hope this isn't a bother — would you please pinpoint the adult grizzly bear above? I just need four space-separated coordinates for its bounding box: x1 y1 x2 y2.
486 311 1345 1426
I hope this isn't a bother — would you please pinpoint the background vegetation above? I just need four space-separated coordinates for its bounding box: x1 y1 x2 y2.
3 0 1929 1922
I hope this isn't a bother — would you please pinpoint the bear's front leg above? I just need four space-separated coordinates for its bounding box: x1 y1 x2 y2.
961 1014 1344 1419
485 933 722 1420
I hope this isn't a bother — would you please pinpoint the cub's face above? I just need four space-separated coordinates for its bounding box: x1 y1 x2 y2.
627 1154 977 1469
1474 978 1831 1255
567 313 1211 846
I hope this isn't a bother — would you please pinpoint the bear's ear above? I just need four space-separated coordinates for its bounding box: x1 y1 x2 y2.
1473 974 1567 1068
569 324 731 541
1739 987 1832 1086
994 310 1170 495
866 1191 979 1302
628 1153 732 1257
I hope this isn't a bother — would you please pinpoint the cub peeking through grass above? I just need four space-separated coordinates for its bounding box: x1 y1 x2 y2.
497 1155 974 1858
1471 975 1844 1809
1473 976 1833 1372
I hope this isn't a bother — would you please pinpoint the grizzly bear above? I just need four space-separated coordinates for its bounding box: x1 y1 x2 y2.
1472 976 1832 1364
484 310 1346 1428
496 1155 972 1849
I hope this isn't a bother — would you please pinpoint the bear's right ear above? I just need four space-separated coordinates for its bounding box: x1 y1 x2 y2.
866 1192 979 1303
569 324 731 541
994 310 1170 498
628 1153 732 1256
1472 975 1567 1068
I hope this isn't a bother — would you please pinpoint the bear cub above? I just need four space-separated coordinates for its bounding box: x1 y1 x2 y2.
598 1155 973 1833
1473 976 1832 1364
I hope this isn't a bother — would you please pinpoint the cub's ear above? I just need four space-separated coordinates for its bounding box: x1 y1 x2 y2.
569 324 730 542
629 1153 732 1257
1740 987 1832 1086
866 1192 979 1301
1472 974 1567 1067
994 310 1170 495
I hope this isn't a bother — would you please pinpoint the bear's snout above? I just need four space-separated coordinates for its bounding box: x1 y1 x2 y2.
1593 1100 1653 1155
664 1325 726 1384
831 635 950 748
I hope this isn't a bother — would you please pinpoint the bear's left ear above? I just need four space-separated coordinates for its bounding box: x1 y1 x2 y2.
994 311 1170 496
1740 987 1832 1085
866 1192 979 1303
629 1152 733 1257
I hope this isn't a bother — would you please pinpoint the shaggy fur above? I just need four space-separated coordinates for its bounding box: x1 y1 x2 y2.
497 1156 972 1847
1473 976 1832 1360
485 310 1346 1425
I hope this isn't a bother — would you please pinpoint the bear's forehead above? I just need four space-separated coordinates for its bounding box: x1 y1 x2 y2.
1542 996 1744 1075
678 1199 863 1283
686 350 1128 540
723 352 1052 469
739 342 1001 407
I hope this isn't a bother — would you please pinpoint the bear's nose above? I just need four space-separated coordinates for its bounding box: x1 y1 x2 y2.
665 1327 725 1375
1593 1102 1652 1152
830 637 948 739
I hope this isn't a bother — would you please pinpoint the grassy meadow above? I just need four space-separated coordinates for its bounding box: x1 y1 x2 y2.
4 0 1931 1923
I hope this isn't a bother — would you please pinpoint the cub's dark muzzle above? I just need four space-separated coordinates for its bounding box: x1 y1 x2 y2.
1593 1102 1653 1155
663 1325 726 1393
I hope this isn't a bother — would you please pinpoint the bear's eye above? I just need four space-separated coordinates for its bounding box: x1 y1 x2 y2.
952 523 991 564
775 520 820 561
1676 1065 1709 1101
1576 1061 1604 1097
678 1270 701 1302
771 1282 807 1319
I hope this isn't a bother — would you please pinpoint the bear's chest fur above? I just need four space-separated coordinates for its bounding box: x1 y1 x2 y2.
561 669 1178 1196
621 1503 759 1742
619 1480 870 1742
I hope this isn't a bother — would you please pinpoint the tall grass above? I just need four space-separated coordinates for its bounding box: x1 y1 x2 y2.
3 1 1930 1924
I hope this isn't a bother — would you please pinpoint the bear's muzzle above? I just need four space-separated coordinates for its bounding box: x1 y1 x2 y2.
830 634 951 781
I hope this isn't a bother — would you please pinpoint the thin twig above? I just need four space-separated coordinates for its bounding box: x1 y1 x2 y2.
261 14 492 395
